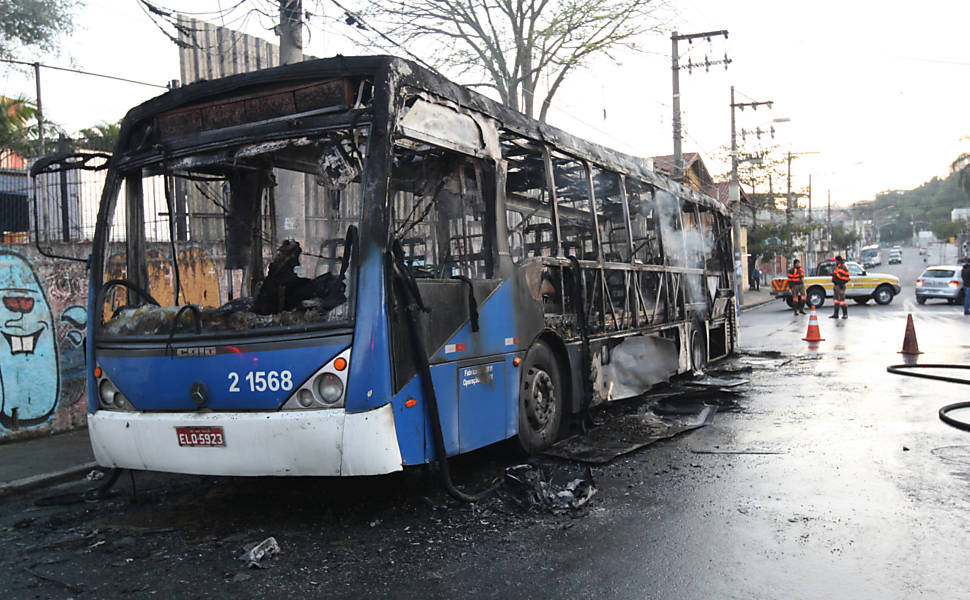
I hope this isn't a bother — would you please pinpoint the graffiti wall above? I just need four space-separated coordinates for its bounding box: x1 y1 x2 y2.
0 242 227 441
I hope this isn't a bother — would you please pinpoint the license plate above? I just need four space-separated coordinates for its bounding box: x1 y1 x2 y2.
176 426 226 447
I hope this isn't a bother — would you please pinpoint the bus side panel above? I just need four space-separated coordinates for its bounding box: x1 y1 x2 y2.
428 362 459 457
390 377 427 465
457 360 507 452
429 278 522 362
344 242 394 413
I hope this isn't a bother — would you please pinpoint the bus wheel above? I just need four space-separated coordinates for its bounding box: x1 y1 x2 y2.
690 329 707 372
784 296 794 308
517 341 563 454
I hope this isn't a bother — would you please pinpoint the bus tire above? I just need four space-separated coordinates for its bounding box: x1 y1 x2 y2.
517 340 563 454
853 296 870 304
807 287 826 308
690 328 707 372
873 284 894 305
784 296 794 308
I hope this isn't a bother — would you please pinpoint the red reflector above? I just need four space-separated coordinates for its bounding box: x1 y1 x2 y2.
405 398 417 408
93 367 102 378
333 357 347 371
513 357 522 367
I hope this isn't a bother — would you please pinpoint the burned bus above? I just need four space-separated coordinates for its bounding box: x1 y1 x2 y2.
41 55 735 478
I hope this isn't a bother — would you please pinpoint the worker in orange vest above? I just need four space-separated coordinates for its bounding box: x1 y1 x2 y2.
831 255 850 319
787 258 807 315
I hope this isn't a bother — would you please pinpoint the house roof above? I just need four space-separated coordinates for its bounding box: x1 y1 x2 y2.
713 180 750 206
651 152 702 178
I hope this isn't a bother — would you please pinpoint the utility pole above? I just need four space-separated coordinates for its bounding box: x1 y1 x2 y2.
729 86 772 304
827 189 831 252
808 173 815 269
276 0 305 253
670 29 729 182
786 152 792 256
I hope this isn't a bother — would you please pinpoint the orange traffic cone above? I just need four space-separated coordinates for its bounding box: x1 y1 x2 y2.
802 307 825 341
898 313 922 355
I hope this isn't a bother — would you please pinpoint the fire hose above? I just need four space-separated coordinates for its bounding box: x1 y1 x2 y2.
886 364 970 432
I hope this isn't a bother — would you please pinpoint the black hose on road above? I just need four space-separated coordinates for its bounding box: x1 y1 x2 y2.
887 364 970 432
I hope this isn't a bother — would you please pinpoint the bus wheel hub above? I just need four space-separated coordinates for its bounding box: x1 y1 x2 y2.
525 369 555 429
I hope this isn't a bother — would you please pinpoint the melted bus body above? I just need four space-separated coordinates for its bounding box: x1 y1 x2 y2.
79 56 736 476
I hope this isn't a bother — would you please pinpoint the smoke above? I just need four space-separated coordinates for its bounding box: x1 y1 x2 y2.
654 190 713 309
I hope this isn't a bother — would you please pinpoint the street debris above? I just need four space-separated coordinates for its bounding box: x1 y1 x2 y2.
545 404 717 464
240 537 280 569
503 464 597 513
682 376 748 389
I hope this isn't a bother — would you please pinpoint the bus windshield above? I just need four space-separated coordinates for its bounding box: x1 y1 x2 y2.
98 127 366 338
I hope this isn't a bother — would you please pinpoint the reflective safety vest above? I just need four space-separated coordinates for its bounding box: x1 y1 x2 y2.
833 263 850 283
787 266 805 284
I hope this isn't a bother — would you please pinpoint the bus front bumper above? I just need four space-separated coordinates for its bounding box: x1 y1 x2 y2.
87 404 403 477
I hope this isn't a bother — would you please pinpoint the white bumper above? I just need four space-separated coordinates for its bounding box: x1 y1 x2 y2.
87 404 403 477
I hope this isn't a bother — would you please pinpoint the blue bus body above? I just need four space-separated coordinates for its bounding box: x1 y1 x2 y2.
73 56 735 477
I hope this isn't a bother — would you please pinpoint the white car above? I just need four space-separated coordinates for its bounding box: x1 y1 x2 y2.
916 265 965 305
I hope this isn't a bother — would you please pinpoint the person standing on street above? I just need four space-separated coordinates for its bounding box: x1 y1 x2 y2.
961 258 970 315
787 259 806 315
831 255 850 319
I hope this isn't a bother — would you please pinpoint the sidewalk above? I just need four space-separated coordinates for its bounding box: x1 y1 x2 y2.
739 287 776 312
0 428 97 497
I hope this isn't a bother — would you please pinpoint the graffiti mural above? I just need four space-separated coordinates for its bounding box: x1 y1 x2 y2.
0 242 227 438
0 249 60 430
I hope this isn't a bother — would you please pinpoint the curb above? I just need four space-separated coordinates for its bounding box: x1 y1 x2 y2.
740 298 777 313
0 461 98 498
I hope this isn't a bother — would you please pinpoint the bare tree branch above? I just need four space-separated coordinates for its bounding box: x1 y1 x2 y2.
353 0 667 120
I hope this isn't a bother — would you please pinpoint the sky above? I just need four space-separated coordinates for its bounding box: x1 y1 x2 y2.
2 0 969 208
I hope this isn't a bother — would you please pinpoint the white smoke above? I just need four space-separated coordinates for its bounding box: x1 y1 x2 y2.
654 190 713 308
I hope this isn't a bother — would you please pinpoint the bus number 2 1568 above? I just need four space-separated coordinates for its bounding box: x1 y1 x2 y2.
228 370 294 393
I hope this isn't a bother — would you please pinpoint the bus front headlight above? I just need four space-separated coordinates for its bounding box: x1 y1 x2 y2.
281 347 351 410
97 370 135 411
315 373 344 404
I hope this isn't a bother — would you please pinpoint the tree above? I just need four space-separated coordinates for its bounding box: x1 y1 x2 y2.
353 0 666 120
0 0 81 60
931 218 962 242
952 151 970 202
713 144 788 227
829 222 858 255
77 121 120 152
0 96 36 141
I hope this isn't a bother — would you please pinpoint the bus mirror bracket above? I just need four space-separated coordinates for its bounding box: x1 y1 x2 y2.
28 152 112 265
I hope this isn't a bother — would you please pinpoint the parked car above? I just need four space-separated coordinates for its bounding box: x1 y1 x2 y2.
915 265 965 304
770 259 901 307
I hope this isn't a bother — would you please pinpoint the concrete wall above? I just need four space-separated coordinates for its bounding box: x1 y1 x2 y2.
0 241 230 442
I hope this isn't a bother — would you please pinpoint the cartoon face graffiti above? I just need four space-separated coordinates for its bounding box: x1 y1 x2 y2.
0 250 59 430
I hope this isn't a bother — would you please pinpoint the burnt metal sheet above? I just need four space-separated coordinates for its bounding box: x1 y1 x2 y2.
544 404 716 464
682 376 749 389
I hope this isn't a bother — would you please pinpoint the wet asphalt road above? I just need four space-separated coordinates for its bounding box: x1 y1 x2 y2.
2 246 968 599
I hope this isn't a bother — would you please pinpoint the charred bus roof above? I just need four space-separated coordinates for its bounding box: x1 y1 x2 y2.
111 54 726 215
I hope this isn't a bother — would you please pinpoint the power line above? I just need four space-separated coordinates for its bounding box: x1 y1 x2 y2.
0 58 168 89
